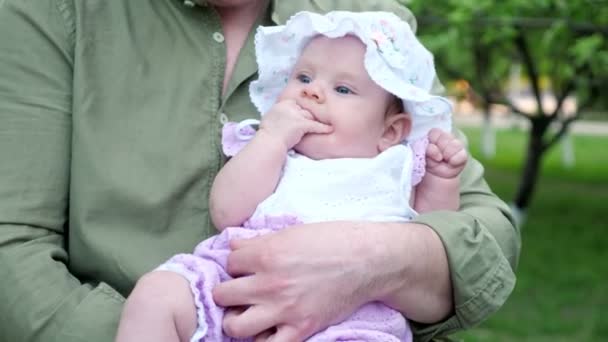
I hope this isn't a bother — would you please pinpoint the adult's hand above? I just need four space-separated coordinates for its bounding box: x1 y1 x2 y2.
212 220 452 340
213 221 371 340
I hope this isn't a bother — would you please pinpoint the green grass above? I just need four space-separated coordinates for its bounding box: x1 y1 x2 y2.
452 128 608 341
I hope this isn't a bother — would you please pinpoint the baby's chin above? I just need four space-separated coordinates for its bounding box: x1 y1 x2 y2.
293 141 326 160
294 135 376 160
293 134 335 160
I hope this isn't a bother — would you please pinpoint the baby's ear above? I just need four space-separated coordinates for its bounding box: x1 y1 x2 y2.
378 113 411 152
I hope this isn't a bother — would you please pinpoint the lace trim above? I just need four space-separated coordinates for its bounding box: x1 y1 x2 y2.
410 137 428 186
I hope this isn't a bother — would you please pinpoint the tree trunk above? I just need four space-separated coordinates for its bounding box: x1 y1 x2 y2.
514 121 546 210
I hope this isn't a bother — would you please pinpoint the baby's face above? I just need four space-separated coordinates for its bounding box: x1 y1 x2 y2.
277 35 395 159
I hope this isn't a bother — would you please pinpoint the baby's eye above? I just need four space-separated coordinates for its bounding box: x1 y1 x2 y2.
335 85 353 94
296 74 311 84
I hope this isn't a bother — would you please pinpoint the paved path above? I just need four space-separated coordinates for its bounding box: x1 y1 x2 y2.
453 113 608 136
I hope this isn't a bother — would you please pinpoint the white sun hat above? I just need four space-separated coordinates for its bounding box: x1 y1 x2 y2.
249 10 452 142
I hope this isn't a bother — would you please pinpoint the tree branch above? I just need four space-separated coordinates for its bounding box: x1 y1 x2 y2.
542 115 579 152
417 15 608 35
491 99 530 118
548 80 576 120
514 27 544 116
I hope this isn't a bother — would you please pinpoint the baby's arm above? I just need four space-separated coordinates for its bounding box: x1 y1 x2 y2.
210 99 332 230
116 101 332 342
414 128 468 213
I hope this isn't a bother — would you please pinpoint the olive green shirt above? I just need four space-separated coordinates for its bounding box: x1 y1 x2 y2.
0 0 520 341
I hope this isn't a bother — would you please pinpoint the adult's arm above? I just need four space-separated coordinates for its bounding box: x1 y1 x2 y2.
0 1 123 341
407 130 520 340
213 132 520 341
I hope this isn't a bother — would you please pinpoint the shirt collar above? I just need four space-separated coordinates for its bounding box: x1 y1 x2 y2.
182 0 327 25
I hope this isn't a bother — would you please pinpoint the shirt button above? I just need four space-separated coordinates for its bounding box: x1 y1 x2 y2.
219 112 229 124
213 32 225 43
183 0 195 7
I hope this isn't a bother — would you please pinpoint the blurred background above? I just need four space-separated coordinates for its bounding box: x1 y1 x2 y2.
402 0 608 341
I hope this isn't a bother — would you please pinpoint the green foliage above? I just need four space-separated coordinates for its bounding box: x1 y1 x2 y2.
406 0 608 110
572 33 607 71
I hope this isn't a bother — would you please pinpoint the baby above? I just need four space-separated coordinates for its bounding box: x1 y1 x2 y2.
116 10 467 342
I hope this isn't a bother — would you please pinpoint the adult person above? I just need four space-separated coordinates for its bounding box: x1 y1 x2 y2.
117 12 471 340
0 1 520 341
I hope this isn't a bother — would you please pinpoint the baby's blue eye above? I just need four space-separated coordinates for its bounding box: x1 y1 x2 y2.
297 74 311 83
335 86 352 94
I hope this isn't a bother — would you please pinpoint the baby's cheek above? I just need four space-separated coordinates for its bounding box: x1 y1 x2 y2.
333 134 375 157
276 86 296 102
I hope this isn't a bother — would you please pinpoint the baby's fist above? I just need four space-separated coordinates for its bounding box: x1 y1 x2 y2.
425 128 468 179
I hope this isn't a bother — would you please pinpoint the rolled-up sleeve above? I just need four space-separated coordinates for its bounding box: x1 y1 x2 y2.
411 132 521 341
0 1 124 341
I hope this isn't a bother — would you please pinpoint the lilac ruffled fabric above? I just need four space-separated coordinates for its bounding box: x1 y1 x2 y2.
221 122 256 157
158 216 411 342
409 137 428 186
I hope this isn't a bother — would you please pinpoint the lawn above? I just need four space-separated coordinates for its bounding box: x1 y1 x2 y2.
453 127 608 342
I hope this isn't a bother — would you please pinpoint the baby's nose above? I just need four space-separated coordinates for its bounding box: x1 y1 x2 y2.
301 83 325 102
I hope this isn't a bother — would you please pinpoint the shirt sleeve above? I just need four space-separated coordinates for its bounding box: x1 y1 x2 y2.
410 130 521 341
0 1 124 341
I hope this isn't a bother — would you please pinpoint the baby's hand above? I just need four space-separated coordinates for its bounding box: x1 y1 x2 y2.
425 128 468 179
259 99 332 150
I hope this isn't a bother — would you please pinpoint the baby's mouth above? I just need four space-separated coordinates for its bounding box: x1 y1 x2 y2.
300 105 328 125
315 116 328 125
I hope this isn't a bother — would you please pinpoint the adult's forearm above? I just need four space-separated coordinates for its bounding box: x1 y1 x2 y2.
406 152 520 339
369 222 453 323
0 224 124 342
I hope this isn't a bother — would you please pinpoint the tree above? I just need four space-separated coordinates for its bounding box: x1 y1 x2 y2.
406 0 608 224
